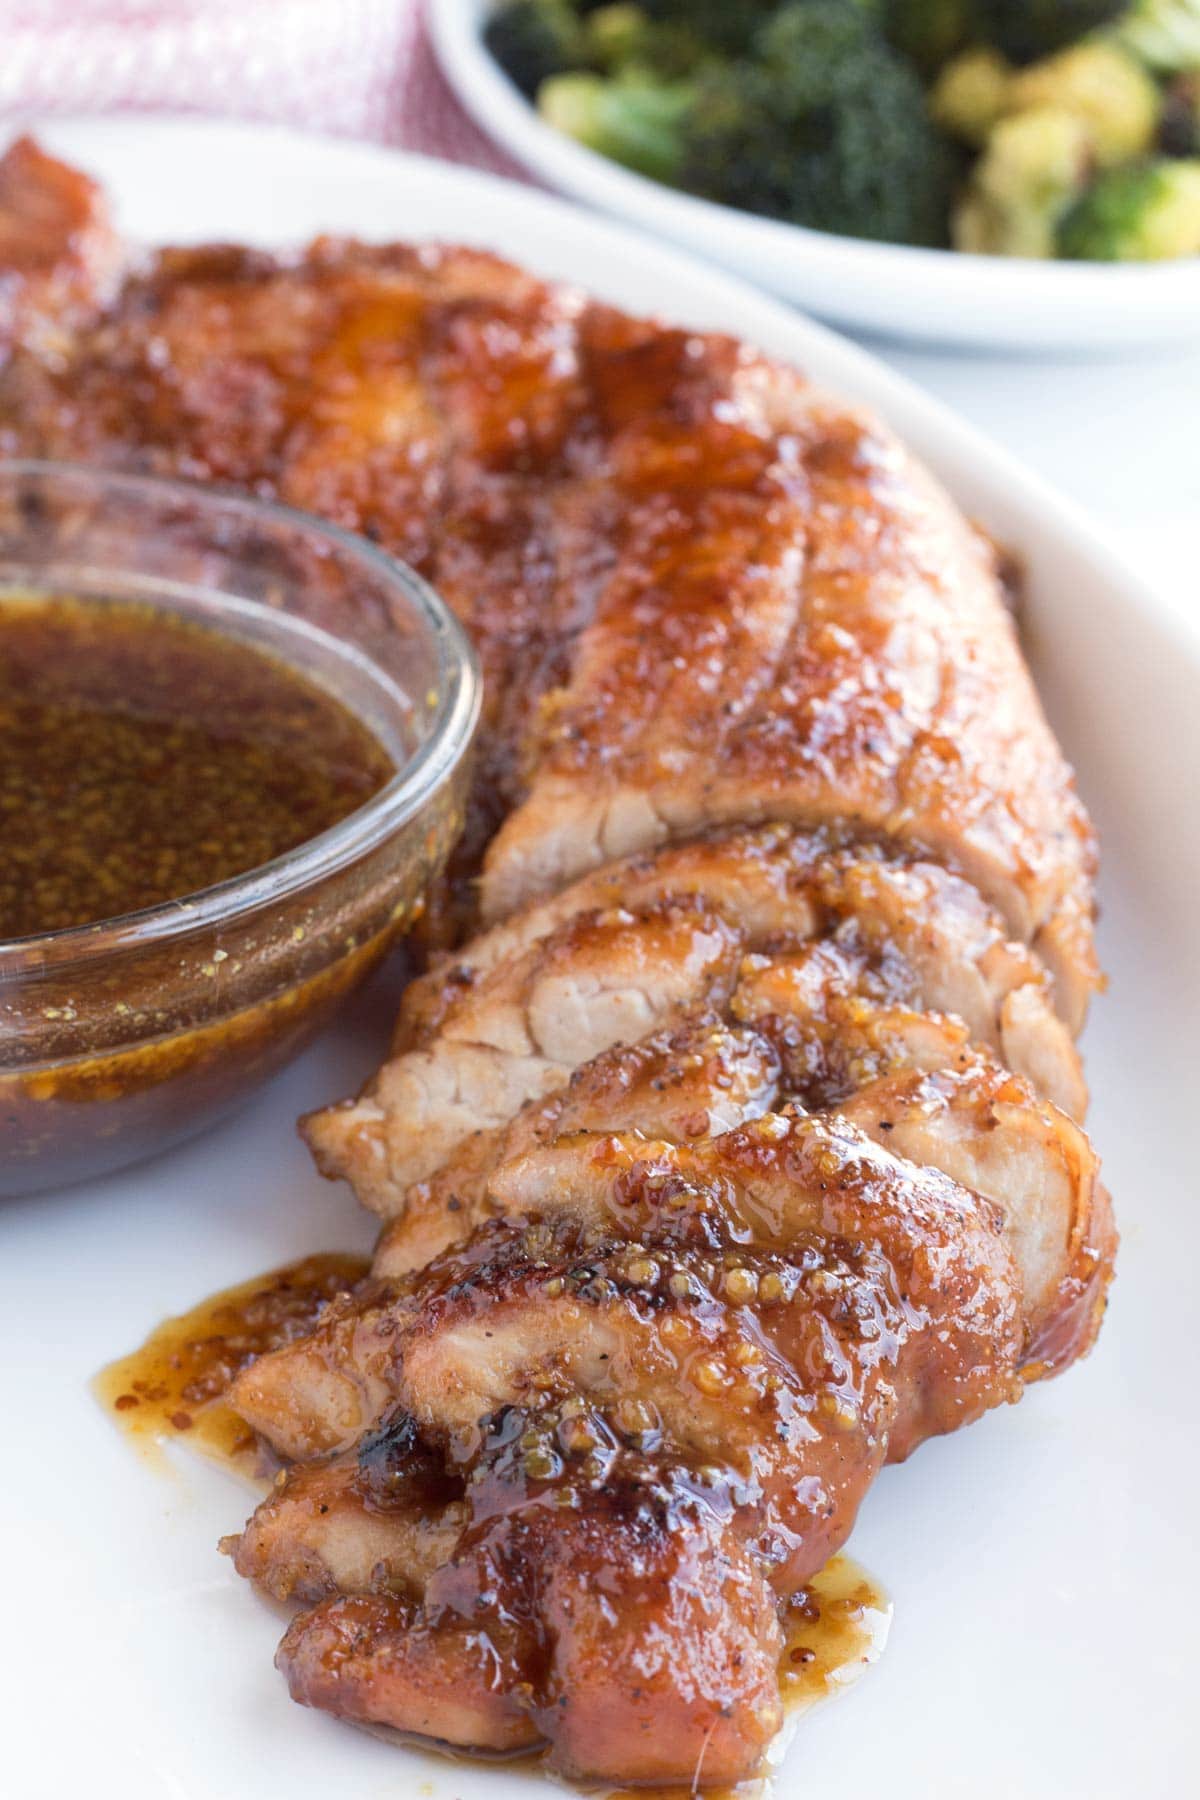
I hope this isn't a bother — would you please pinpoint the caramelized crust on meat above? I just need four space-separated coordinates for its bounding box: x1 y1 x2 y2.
236 1112 1031 1781
1 140 1114 1789
304 897 744 1204
0 138 120 361
372 1014 781 1278
305 828 1086 1220
0 141 1098 998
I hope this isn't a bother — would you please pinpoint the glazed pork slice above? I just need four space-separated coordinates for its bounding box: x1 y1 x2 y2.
227 1433 466 1606
0 137 120 361
839 1059 1115 1374
277 1494 782 1778
391 1123 1024 1474
480 389 1097 1028
233 1052 1107 1472
489 1070 1112 1378
303 898 743 1208
252 1115 1031 1783
305 828 1085 1220
367 990 973 1281
372 1013 780 1277
398 825 1082 1047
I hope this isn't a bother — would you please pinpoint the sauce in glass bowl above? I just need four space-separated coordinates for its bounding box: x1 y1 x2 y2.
0 463 478 1197
1 592 395 939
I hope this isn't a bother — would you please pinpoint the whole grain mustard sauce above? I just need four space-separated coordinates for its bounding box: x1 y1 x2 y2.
0 592 394 940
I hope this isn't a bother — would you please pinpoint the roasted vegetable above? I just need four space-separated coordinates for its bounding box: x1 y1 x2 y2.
931 45 1013 142
1058 156 1200 255
484 0 591 98
486 0 1196 263
682 0 955 244
583 3 710 76
1116 0 1200 74
953 106 1093 253
538 67 696 180
638 0 783 54
973 1 1128 65
1006 41 1161 163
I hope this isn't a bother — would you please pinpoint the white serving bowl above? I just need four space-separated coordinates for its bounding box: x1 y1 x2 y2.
431 0 1200 352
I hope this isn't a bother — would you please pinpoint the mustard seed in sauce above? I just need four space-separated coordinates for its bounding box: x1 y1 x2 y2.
0 592 395 939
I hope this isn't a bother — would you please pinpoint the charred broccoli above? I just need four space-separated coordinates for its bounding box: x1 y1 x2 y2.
1116 0 1200 74
538 68 696 180
885 0 971 72
484 0 591 98
682 0 955 244
972 1 1128 65
1058 156 1200 256
638 1 784 55
584 4 710 77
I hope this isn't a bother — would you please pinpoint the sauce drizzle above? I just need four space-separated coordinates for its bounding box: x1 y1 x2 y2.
95 1252 369 1478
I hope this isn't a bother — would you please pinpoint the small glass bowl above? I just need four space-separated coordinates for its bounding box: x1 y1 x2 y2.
0 462 479 1197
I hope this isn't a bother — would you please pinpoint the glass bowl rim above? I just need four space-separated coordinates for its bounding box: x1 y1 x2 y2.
0 459 480 974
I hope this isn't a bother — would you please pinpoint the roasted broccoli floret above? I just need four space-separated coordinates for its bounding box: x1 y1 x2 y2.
885 0 971 72
583 3 709 76
1115 0 1200 74
1006 41 1161 163
885 0 1129 70
538 67 696 180
681 0 955 245
931 45 1013 142
638 0 783 54
953 105 1092 254
485 0 591 98
972 1 1128 65
1058 156 1200 256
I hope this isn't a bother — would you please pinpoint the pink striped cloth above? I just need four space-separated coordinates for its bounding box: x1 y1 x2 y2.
0 0 522 175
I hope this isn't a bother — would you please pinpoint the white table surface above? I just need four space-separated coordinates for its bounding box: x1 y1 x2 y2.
879 335 1199 641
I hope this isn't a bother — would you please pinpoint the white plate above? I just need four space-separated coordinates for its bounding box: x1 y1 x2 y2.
2 117 1197 1800
431 0 1200 352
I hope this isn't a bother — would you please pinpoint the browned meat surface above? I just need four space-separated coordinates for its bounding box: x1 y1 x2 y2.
0 142 1098 1006
234 1113 1032 1781
0 140 1114 1789
372 1014 781 1277
227 1440 466 1606
227 1085 1109 1776
0 138 120 362
306 828 1085 1219
477 381 1097 1028
304 897 744 1205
